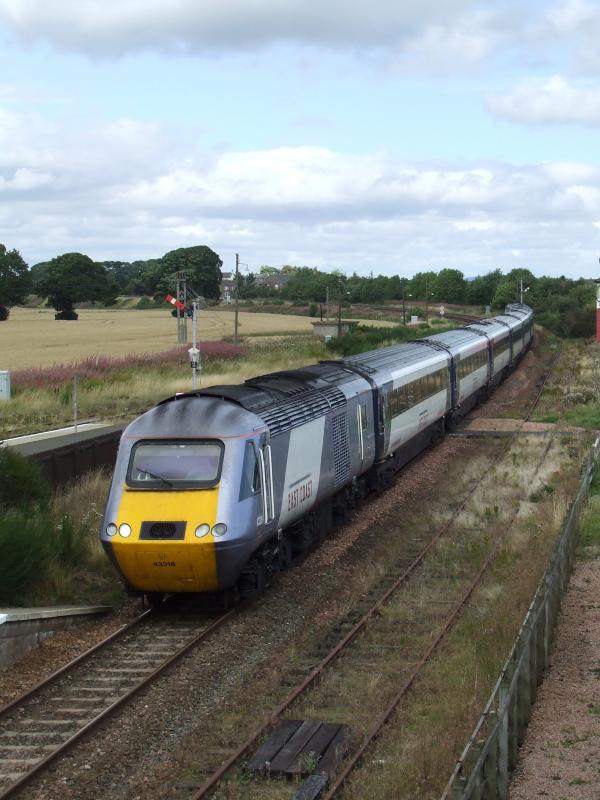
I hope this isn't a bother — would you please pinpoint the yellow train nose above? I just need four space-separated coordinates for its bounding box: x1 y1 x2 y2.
110 487 220 592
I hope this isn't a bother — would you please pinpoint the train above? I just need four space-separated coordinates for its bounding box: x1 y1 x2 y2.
100 303 533 604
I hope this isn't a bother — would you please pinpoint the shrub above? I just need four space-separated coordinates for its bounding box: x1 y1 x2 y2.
135 296 162 310
325 324 456 357
52 514 87 567
0 510 51 601
0 447 51 511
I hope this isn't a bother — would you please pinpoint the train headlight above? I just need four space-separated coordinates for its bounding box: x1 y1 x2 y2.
195 524 210 538
119 523 132 538
106 523 117 537
212 523 228 537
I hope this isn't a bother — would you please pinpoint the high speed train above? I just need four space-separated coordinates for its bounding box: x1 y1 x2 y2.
101 303 533 603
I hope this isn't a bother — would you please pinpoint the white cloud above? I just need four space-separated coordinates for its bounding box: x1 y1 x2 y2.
487 75 600 126
542 0 600 73
0 0 497 62
2 105 600 276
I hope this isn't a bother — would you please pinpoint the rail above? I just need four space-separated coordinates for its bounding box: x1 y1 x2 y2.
440 434 600 800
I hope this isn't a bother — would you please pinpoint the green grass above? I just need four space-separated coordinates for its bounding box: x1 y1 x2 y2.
562 404 600 430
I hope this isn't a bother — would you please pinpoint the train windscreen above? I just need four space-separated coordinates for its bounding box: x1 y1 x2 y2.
127 440 224 488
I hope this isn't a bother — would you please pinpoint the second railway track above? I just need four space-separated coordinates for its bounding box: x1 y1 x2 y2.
186 344 563 799
0 605 235 798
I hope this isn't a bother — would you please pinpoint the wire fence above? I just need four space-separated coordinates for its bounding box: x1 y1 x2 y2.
441 434 600 800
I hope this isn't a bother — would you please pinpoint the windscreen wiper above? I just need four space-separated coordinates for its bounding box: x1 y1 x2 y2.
137 467 174 488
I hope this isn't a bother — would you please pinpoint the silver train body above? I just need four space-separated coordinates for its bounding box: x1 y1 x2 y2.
101 304 533 597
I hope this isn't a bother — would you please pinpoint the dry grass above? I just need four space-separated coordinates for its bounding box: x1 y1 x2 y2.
51 468 112 567
0 307 393 370
0 337 329 437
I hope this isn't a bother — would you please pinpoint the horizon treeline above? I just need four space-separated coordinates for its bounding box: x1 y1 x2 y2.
0 241 595 336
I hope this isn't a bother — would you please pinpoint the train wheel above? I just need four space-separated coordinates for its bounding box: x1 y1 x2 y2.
238 557 267 601
276 535 293 570
142 592 164 610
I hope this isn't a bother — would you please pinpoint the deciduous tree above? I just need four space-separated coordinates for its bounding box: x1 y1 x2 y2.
144 246 222 300
38 252 118 319
0 244 31 320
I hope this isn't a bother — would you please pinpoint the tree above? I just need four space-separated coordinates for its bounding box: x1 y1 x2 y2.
144 246 222 301
408 271 438 300
259 265 280 275
492 268 536 309
434 269 466 303
0 244 31 320
103 260 155 295
38 252 118 319
466 269 503 306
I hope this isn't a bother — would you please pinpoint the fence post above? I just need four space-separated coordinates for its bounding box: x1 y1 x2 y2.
497 683 510 799
507 663 519 772
483 716 499 799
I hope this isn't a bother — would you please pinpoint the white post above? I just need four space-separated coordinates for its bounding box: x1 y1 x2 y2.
188 300 200 390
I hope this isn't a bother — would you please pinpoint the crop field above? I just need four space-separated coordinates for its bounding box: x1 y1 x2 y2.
0 307 393 371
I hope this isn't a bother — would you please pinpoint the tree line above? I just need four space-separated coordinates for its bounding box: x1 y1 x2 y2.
0 242 595 336
0 245 222 320
238 265 595 337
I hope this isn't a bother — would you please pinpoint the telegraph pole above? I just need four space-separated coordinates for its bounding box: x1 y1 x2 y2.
234 253 239 346
401 278 406 326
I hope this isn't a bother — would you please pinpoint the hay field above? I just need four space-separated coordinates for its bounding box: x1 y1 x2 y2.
0 308 392 370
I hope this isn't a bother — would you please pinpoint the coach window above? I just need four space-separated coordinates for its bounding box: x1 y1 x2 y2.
240 440 261 500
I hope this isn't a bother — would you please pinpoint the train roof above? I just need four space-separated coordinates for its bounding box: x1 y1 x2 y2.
426 327 487 356
464 318 511 340
342 340 448 376
125 395 265 439
493 313 524 331
160 362 360 438
506 303 533 318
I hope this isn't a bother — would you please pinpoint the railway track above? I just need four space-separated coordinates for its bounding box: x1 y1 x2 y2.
0 605 235 799
186 345 562 799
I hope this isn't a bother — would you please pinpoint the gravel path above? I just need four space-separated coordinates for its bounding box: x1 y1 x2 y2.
510 558 600 799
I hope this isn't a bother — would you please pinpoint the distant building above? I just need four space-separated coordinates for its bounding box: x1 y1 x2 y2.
312 320 357 340
255 273 291 291
220 272 235 303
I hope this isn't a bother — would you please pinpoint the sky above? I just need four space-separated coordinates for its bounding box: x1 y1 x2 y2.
1 1 600 279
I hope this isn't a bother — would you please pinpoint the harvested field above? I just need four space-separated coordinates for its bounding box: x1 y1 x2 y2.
0 308 393 370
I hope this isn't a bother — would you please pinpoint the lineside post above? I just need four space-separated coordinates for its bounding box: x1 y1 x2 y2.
595 278 600 342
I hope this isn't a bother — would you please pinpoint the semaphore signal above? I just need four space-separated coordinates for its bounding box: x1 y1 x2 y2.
165 293 186 312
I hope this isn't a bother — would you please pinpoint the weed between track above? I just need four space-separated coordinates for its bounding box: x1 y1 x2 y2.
211 434 585 800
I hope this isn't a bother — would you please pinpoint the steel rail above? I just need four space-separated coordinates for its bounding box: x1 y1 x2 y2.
190 341 559 800
0 609 153 721
0 607 236 800
319 344 561 798
322 441 556 799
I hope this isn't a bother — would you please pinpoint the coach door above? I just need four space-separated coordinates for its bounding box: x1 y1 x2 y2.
258 444 275 524
356 402 367 467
